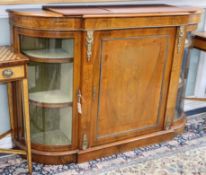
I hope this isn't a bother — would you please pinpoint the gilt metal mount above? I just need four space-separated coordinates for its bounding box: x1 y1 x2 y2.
82 134 88 150
177 26 185 53
86 31 94 61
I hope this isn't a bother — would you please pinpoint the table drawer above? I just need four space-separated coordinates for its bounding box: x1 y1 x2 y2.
0 65 25 81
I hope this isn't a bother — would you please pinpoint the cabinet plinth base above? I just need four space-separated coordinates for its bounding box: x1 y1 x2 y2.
15 116 186 165
31 153 77 165
77 116 186 163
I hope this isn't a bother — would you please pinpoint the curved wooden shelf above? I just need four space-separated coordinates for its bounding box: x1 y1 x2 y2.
29 56 74 63
22 49 74 63
29 90 73 108
30 99 72 108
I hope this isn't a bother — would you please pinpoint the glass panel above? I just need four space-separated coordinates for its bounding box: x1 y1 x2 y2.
186 49 200 96
175 35 190 120
19 34 75 146
20 36 73 60
29 62 73 104
30 106 72 145
28 62 73 145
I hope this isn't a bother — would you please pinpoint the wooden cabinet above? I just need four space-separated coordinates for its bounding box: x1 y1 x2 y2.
8 4 202 164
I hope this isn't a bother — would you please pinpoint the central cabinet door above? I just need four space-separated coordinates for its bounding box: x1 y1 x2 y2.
90 27 176 146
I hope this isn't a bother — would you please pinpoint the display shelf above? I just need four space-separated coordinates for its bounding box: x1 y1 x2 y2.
31 130 71 145
29 90 72 108
23 48 73 63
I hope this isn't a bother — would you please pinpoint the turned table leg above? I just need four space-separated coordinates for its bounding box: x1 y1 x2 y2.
22 78 32 174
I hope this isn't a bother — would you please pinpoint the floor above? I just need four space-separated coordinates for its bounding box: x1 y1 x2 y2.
0 113 205 175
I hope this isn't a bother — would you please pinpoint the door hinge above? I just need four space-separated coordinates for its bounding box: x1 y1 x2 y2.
82 134 88 150
77 89 82 114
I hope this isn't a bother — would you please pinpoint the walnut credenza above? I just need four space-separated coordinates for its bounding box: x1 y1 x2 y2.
8 4 202 164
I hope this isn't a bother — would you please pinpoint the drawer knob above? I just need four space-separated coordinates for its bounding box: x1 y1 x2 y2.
2 69 13 78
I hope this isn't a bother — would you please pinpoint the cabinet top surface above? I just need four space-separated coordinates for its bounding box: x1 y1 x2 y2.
8 4 202 18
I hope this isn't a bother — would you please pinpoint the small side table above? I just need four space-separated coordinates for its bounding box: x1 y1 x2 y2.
0 46 32 174
192 32 206 52
184 32 206 102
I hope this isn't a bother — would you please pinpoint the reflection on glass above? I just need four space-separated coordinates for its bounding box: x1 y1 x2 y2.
29 62 73 104
19 34 75 146
175 81 185 119
20 36 73 59
175 39 189 119
30 106 72 145
28 62 73 146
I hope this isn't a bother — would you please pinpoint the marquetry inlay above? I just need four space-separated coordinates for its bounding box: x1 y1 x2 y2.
0 46 27 66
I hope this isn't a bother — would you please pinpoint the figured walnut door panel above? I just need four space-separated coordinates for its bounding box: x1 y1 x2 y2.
90 28 176 146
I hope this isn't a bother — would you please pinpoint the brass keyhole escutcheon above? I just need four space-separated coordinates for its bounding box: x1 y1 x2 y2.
2 69 13 78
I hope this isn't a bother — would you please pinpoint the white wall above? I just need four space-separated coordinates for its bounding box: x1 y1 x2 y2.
0 84 10 134
0 0 206 139
0 5 42 135
0 16 10 134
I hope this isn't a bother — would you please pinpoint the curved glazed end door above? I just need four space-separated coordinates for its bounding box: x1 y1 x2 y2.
90 27 176 146
15 31 81 164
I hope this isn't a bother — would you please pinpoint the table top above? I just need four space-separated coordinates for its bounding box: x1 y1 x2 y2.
191 32 206 52
193 32 206 40
0 46 28 67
